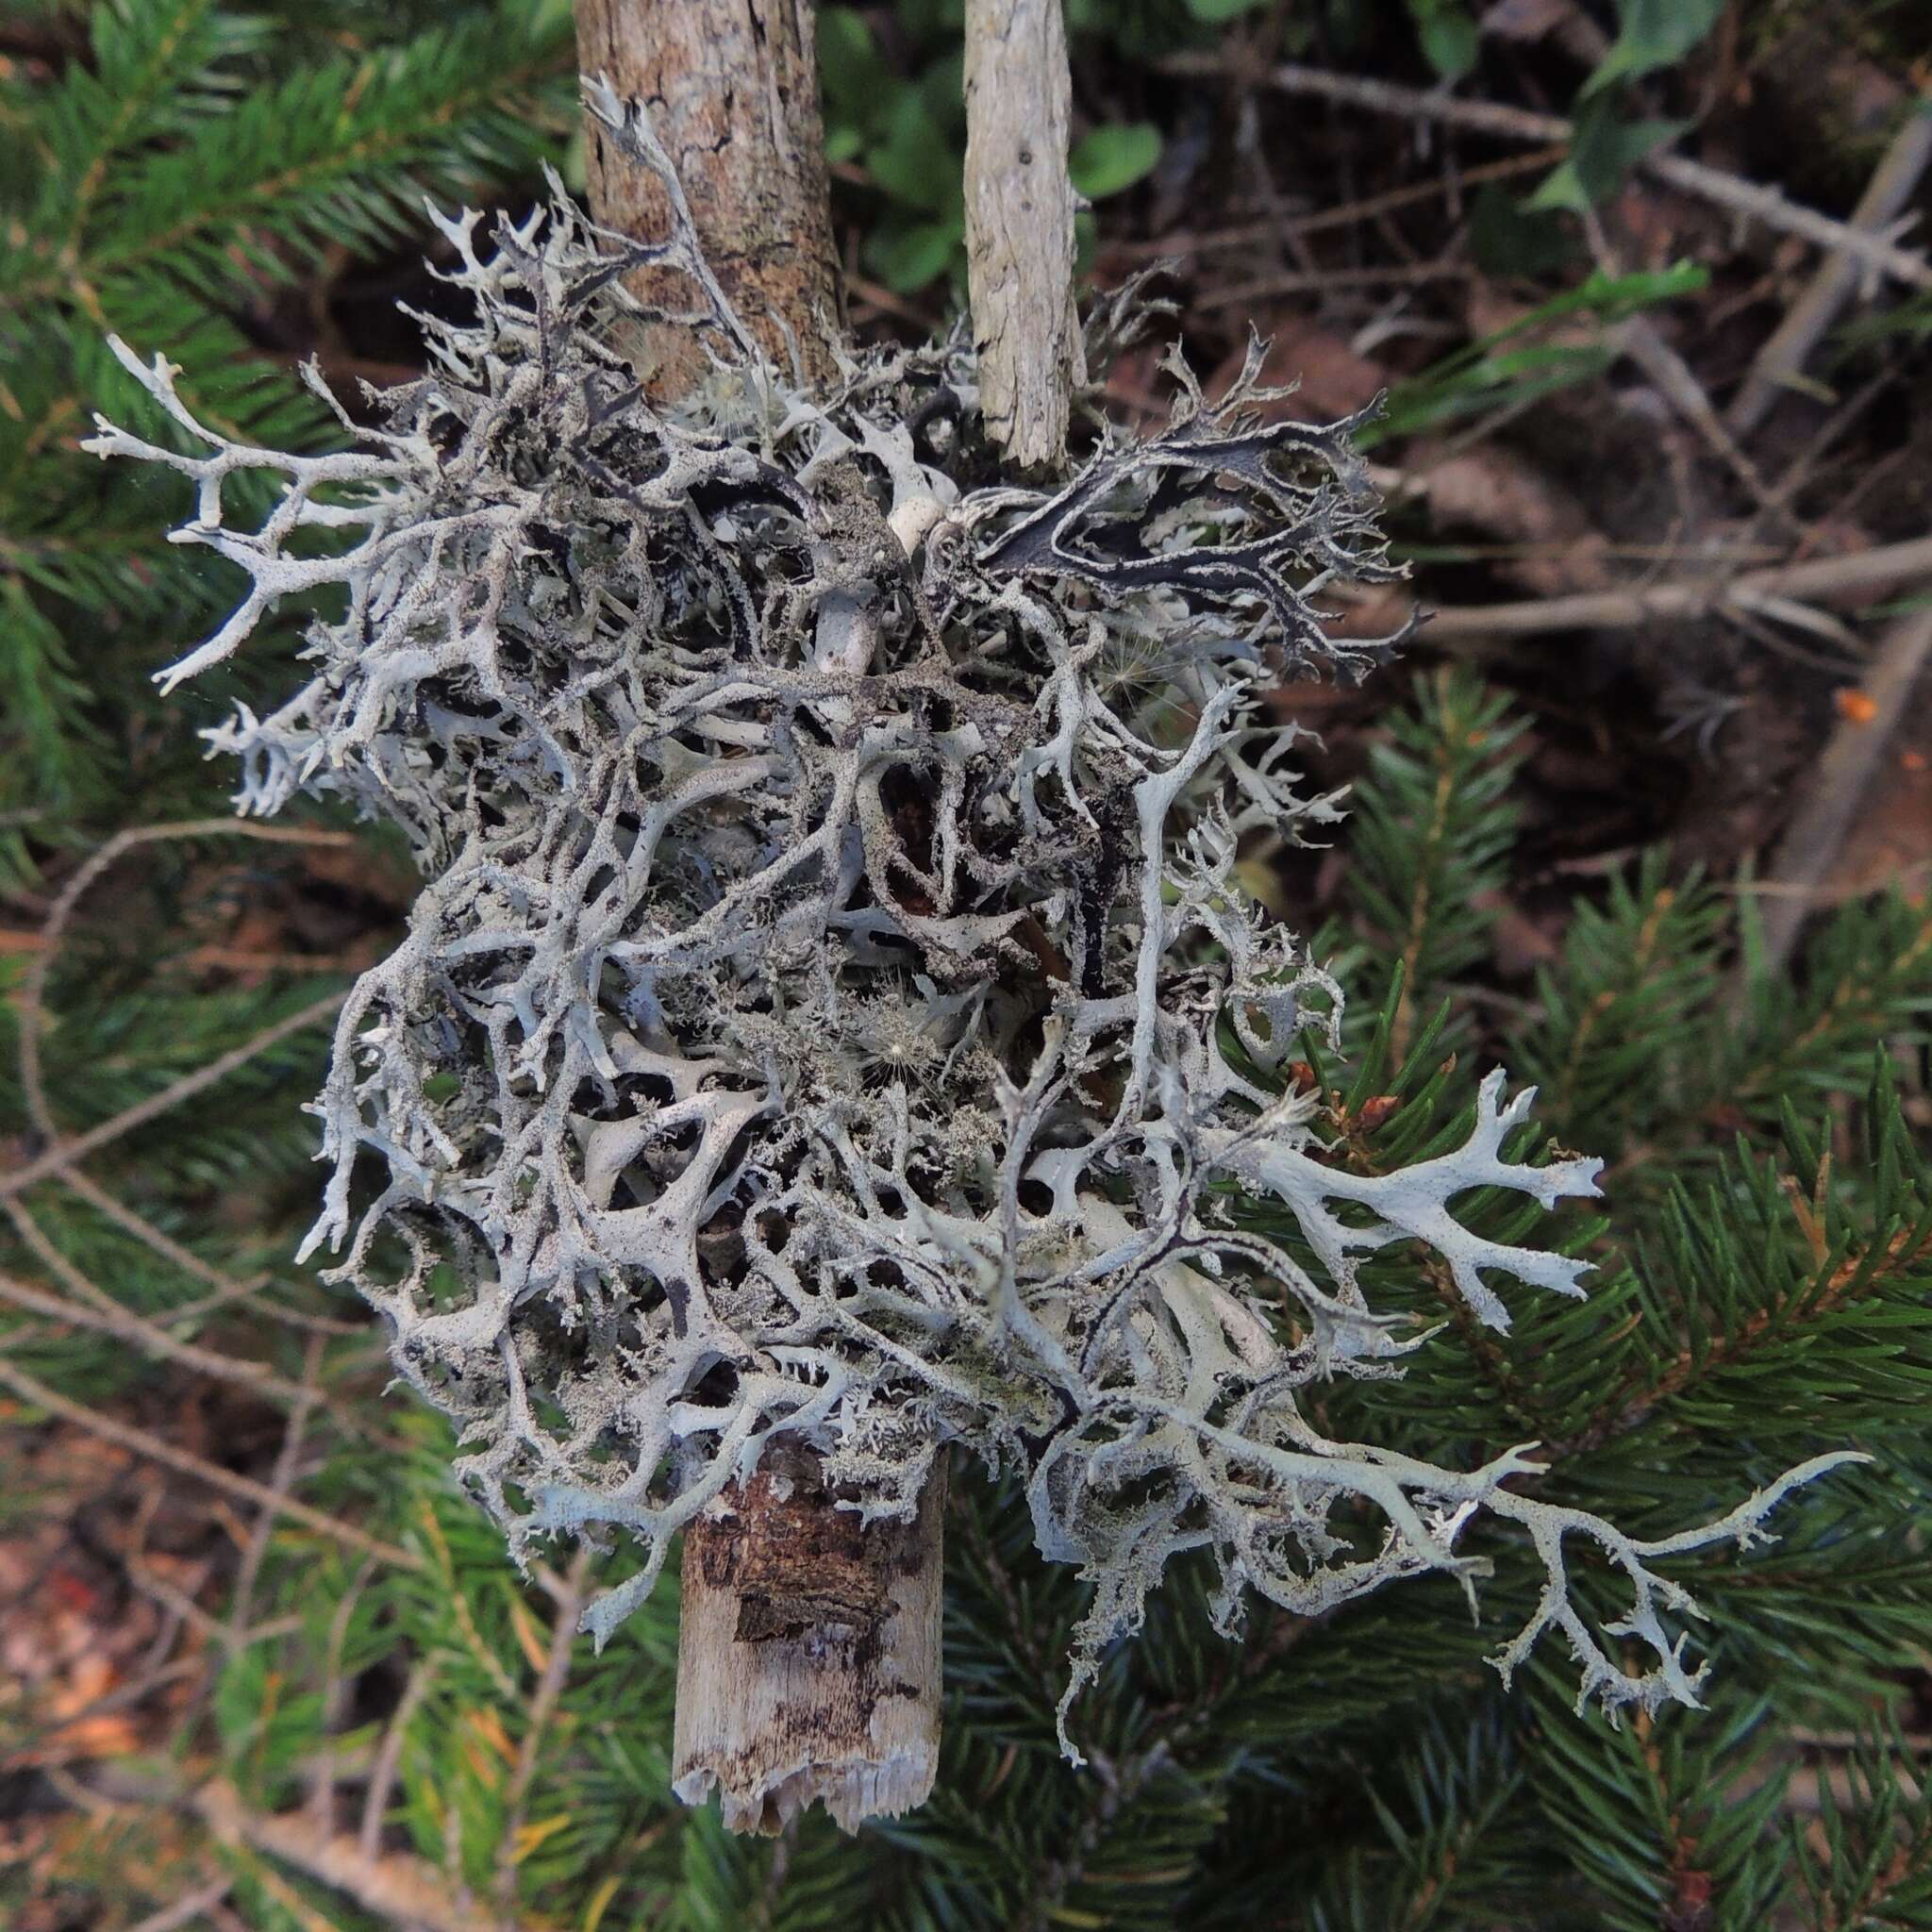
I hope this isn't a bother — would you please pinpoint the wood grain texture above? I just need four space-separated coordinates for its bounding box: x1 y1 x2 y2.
568 0 943 1834
672 1446 947 1834
963 0 1084 471
570 0 842 395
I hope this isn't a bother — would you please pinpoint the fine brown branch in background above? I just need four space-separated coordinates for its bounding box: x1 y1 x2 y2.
1160 55 1932 293
194 1778 509 1932
0 1354 421 1573
1726 101 1932 439
1751 607 1932 979
1411 532 1932 645
0 990 343 1204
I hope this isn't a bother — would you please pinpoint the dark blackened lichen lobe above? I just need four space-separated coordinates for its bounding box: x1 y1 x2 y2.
85 85 1857 1760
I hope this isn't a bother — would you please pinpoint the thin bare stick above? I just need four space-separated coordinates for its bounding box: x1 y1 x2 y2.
308 1551 382 1834
195 1779 511 1932
1580 209 1785 520
1114 147 1565 260
1418 532 1932 642
494 1547 592 1908
125 1556 302 1650
126 1877 236 1932
963 0 1084 469
1727 102 1932 438
228 1332 327 1639
1159 56 1932 292
0 1353 422 1572
17 819 353 1145
56 1168 364 1336
0 1253 312 1406
358 1656 440 1863
1196 258 1477 308
1753 607 1932 978
0 990 342 1203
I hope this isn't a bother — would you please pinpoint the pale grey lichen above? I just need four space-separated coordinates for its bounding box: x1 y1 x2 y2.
86 86 1857 1757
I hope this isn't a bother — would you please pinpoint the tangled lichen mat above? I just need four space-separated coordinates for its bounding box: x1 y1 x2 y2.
87 85 1854 1753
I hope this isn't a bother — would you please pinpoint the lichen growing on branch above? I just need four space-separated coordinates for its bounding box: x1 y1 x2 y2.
86 84 1856 1756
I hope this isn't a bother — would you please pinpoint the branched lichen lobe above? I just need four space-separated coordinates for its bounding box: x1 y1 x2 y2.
87 88 1857 1756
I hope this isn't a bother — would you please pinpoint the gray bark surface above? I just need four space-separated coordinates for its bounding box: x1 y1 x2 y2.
964 0 1085 470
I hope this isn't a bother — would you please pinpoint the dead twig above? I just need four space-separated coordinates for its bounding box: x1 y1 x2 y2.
0 990 342 1204
358 1655 440 1863
1113 146 1565 260
963 0 1083 467
228 1332 327 1640
0 1254 314 1406
1580 208 1786 521
1750 607 1932 979
55 1166 365 1336
494 1546 592 1907
308 1548 383 1833
125 1555 302 1651
1159 56 1932 292
195 1777 514 1932
1196 258 1476 309
126 1878 237 1932
0 1352 423 1572
16 819 354 1147
1414 532 1932 642
1727 101 1932 438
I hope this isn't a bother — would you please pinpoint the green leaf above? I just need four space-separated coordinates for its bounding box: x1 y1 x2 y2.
1408 0 1479 81
1070 122 1161 200
817 5 892 141
1374 262 1707 439
1185 0 1273 18
1583 0 1726 98
1468 182 1578 276
865 82 963 216
1528 100 1686 212
864 217 962 292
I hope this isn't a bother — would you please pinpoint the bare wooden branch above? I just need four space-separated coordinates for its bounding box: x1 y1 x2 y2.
1417 533 1932 644
1753 607 1932 977
569 0 842 395
0 1353 421 1573
566 0 945 1834
0 991 343 1204
673 1446 947 1834
964 0 1085 470
195 1779 508 1932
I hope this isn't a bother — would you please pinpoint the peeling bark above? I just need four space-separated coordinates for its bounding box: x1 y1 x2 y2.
672 1447 948 1834
963 0 1085 471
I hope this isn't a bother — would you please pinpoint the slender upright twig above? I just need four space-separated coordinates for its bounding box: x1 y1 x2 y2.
964 0 1084 468
1726 101 1932 438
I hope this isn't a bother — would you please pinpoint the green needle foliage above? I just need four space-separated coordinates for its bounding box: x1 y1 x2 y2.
0 0 575 888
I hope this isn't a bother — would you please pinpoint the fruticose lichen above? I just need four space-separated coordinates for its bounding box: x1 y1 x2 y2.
88 85 1854 1755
